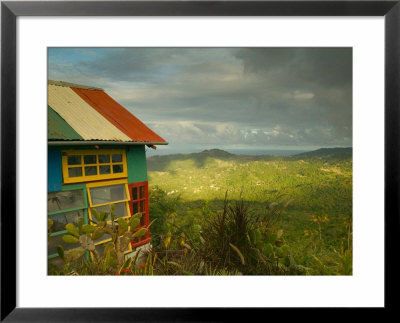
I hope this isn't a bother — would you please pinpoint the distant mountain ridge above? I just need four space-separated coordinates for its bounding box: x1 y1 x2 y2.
147 147 352 172
199 148 235 158
291 147 352 159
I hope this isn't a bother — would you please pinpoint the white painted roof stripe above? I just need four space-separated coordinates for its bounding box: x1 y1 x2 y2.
48 84 132 141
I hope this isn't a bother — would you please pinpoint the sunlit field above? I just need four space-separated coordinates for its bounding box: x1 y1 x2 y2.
147 148 352 275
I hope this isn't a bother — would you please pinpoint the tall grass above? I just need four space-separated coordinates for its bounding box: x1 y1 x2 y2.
145 186 352 275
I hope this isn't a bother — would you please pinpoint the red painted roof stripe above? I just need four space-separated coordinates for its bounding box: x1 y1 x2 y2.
72 88 166 143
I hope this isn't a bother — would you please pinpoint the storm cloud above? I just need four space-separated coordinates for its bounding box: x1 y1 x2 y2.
48 47 352 152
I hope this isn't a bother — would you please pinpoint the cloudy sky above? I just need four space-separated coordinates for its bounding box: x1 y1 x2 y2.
48 47 352 154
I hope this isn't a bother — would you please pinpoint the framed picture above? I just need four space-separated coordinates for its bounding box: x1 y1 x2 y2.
1 0 399 320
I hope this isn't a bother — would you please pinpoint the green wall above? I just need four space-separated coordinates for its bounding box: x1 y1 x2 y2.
48 144 148 187
127 145 148 183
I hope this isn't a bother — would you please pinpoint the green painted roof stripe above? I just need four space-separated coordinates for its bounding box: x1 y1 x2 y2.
48 105 83 140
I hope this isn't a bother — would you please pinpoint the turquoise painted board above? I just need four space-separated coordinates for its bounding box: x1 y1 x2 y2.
48 148 62 192
127 145 148 183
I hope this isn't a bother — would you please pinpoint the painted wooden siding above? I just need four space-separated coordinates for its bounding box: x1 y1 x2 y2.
127 146 148 183
47 145 148 191
48 149 62 192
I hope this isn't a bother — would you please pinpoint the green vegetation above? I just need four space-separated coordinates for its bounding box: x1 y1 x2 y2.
48 147 352 275
147 148 352 275
147 190 296 275
48 205 149 275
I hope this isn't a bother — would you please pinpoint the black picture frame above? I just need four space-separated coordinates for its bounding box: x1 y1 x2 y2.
1 1 399 321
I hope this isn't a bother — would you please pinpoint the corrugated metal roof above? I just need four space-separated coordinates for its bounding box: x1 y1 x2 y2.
48 84 132 141
73 88 165 142
48 106 83 140
48 81 167 144
73 88 167 144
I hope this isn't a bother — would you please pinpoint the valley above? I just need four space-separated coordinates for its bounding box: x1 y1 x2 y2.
147 148 353 275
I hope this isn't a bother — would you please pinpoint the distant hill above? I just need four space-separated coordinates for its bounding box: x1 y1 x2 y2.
147 148 255 171
147 147 352 172
291 147 352 160
198 148 235 158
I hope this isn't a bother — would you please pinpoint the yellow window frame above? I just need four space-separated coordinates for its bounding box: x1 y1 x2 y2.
62 149 128 184
87 179 133 254
86 179 131 226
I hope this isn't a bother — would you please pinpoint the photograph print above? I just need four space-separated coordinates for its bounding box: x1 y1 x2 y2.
47 47 352 276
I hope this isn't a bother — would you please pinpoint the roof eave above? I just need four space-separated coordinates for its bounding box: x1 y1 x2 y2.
48 140 168 146
48 80 104 91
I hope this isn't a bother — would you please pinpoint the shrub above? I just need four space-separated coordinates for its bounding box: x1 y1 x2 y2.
195 192 297 275
50 204 150 275
149 186 180 248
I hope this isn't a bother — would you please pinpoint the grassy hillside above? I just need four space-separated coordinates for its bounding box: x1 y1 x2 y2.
147 148 352 275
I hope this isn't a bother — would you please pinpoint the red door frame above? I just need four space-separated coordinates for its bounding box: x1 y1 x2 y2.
128 181 151 248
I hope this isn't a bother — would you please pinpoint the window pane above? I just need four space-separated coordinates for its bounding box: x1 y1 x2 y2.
49 210 84 232
48 190 85 212
132 187 138 200
48 234 80 255
113 203 128 219
112 164 123 173
140 200 145 212
85 166 97 176
93 244 104 258
90 205 110 222
90 184 126 205
112 154 122 163
91 242 119 260
98 154 110 163
132 202 138 214
93 233 112 245
139 186 145 198
68 167 82 177
99 165 111 175
140 214 146 227
91 202 127 222
84 155 97 164
67 155 81 165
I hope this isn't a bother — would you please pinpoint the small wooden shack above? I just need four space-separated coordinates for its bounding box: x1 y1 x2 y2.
47 80 167 266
